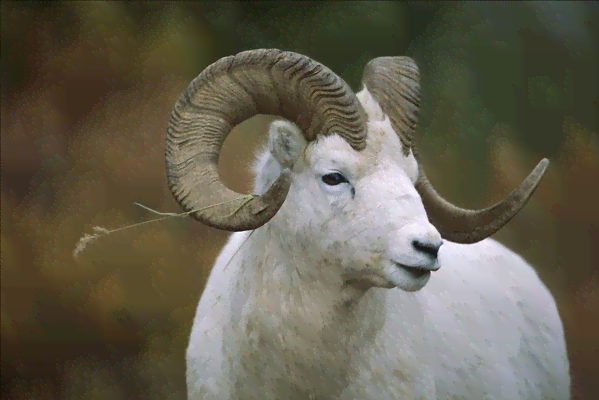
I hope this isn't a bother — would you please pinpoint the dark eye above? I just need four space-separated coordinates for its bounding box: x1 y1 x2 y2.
321 172 348 186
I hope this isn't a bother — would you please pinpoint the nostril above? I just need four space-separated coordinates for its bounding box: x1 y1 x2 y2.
412 240 442 258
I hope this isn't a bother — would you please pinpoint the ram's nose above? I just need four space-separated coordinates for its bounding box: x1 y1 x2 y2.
387 221 443 270
412 238 443 260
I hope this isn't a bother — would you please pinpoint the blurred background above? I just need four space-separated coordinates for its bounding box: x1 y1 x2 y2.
1 2 597 399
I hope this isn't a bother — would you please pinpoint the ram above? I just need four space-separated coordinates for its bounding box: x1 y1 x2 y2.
166 49 570 399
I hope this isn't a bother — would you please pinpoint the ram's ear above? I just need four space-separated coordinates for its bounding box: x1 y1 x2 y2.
268 120 306 170
252 120 307 195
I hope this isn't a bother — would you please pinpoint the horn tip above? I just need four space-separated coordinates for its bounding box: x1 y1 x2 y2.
537 158 550 174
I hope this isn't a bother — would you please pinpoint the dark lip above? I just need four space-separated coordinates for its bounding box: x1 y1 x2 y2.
392 261 435 277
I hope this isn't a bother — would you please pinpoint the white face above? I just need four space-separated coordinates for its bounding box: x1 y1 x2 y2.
252 89 443 292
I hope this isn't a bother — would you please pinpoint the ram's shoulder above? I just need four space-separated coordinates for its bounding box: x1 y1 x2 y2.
186 233 254 399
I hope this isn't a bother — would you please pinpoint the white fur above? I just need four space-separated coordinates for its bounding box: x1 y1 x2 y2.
186 88 570 399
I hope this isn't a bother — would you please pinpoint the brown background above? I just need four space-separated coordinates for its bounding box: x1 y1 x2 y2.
2 2 597 399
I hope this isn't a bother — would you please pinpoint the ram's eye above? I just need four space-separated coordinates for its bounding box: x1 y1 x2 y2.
321 172 348 186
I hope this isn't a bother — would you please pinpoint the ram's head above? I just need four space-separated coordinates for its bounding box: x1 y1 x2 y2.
165 49 547 291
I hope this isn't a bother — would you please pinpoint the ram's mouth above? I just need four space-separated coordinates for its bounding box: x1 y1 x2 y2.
392 262 430 279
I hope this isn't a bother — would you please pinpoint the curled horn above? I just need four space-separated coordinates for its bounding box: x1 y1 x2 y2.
165 49 367 231
362 56 549 243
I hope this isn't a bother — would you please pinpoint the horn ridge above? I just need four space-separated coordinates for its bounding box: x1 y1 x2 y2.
361 55 549 243
165 49 367 231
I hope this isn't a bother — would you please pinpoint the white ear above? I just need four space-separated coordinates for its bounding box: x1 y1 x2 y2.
268 120 305 170
252 120 306 195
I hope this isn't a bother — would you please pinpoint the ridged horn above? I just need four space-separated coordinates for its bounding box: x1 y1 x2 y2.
361 56 549 243
165 49 367 231
362 56 418 156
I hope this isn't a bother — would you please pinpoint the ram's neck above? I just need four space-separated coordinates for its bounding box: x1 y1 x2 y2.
224 226 385 398
232 225 367 327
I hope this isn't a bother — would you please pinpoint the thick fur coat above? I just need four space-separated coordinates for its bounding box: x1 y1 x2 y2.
185 89 570 399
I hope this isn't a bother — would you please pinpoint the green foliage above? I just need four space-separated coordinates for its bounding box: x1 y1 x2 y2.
528 76 562 108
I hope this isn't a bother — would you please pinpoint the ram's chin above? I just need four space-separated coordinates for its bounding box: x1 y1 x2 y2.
345 266 431 291
385 265 431 292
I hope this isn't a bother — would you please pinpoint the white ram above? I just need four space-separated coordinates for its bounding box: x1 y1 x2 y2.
164 49 570 399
